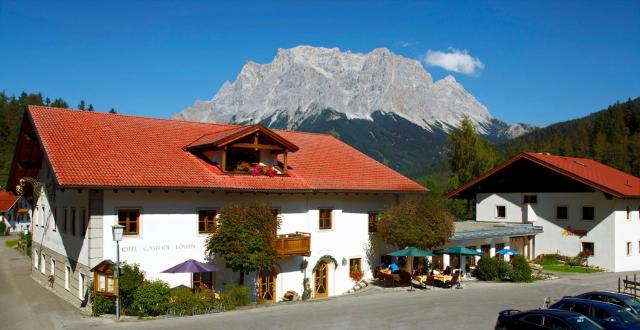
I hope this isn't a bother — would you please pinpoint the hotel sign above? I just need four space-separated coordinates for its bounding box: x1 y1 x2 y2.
120 243 197 253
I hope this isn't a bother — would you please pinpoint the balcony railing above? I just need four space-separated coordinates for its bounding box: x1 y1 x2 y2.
275 231 311 257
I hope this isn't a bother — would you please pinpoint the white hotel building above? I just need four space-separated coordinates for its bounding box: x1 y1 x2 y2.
448 152 640 272
7 106 427 307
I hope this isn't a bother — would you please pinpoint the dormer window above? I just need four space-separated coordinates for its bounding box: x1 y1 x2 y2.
186 124 299 176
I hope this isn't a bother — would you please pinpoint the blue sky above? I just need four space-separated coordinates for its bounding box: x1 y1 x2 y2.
1 0 639 126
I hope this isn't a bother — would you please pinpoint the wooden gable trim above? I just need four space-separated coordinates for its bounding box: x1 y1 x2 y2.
187 124 299 152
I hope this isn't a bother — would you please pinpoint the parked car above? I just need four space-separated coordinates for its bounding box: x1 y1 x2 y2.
575 292 640 317
550 298 640 329
495 308 603 330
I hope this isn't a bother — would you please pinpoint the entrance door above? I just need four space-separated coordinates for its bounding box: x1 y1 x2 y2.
258 269 276 302
314 261 329 298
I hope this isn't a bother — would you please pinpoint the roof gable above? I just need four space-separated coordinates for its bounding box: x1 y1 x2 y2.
447 152 640 199
186 124 299 152
0 190 20 212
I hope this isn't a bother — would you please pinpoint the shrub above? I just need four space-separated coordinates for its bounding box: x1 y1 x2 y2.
224 283 251 307
168 287 227 316
510 256 533 282
119 263 146 313
131 280 170 317
93 295 115 316
496 259 512 280
0 221 6 235
476 257 499 281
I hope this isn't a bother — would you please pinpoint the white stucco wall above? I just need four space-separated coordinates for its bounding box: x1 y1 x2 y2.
97 190 398 300
476 191 640 271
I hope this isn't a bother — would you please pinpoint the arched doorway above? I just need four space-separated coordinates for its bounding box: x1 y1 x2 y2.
314 261 329 298
258 269 276 302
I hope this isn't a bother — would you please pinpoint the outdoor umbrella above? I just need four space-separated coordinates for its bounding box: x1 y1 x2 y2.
496 248 519 256
161 259 219 289
436 246 483 283
387 247 435 291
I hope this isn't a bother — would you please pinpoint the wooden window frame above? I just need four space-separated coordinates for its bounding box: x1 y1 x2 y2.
495 205 506 219
197 209 218 235
581 206 595 221
117 208 141 236
581 242 595 257
556 206 568 220
319 208 332 230
349 258 362 273
368 212 378 233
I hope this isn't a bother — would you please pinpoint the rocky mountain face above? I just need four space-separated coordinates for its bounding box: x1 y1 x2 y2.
174 46 535 176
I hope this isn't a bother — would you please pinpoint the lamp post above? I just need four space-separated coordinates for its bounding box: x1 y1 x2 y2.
111 224 124 321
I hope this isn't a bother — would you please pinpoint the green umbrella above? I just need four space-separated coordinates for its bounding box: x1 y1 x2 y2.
436 246 483 256
387 247 434 291
387 247 435 257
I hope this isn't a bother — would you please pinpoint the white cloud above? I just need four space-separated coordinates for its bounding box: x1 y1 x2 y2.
423 48 485 75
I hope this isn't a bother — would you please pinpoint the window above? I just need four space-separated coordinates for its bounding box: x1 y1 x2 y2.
556 206 568 220
582 206 595 220
568 302 590 315
65 265 70 290
523 195 537 204
33 250 38 268
638 241 640 254
198 209 217 234
627 206 631 220
226 148 259 172
521 314 542 326
41 206 45 227
319 209 332 230
117 209 140 235
496 206 506 219
581 242 595 256
542 316 569 330
349 258 362 273
50 259 55 276
627 242 632 256
63 207 68 233
71 207 76 236
78 273 85 299
368 212 378 233
192 272 213 289
81 208 87 234
52 207 57 232
40 254 46 274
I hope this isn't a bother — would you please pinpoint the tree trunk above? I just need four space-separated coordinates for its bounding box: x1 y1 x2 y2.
239 271 244 285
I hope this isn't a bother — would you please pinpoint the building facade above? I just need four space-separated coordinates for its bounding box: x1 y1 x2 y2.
448 152 640 272
0 189 30 233
9 106 426 308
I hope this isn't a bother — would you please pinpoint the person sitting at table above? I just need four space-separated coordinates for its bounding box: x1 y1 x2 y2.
388 261 400 274
431 268 440 275
443 266 451 275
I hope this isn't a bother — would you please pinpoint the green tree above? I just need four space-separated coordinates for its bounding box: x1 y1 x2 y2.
377 195 454 250
205 203 279 285
447 116 499 189
109 107 117 114
119 262 146 313
87 103 94 112
78 100 86 110
50 98 68 108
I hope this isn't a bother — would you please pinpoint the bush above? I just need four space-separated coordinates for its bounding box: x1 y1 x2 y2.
476 257 499 281
168 287 227 315
496 259 512 280
119 263 145 313
0 221 6 235
511 256 533 282
224 283 251 307
131 280 170 317
93 295 115 316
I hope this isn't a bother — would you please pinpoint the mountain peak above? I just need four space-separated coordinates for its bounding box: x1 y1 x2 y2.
174 46 494 132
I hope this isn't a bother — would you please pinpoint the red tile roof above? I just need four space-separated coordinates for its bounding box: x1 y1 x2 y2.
23 106 427 193
447 152 640 199
0 190 20 212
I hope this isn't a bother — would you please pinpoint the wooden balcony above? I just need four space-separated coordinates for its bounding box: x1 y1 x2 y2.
275 232 311 257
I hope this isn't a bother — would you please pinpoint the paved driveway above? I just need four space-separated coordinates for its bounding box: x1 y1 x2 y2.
0 236 634 330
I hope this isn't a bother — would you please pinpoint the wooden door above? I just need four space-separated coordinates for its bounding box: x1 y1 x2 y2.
314 261 328 298
258 269 276 302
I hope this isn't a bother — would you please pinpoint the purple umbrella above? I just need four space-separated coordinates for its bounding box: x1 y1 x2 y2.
161 259 219 273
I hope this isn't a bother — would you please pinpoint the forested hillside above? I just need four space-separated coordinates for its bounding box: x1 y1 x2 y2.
503 97 640 177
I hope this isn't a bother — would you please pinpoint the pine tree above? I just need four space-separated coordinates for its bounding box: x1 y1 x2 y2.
50 98 69 108
87 103 94 112
447 116 499 188
78 100 86 110
108 108 117 114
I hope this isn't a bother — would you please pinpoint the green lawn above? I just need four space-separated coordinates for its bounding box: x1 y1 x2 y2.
4 239 19 249
542 264 602 273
